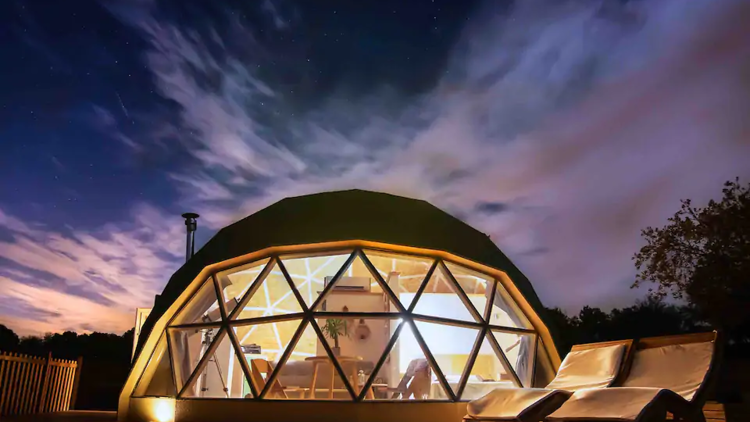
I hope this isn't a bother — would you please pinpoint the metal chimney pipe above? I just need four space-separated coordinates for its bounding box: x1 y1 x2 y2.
182 212 199 262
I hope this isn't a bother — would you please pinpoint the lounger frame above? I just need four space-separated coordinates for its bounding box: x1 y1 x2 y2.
547 330 722 422
626 331 723 422
463 339 634 422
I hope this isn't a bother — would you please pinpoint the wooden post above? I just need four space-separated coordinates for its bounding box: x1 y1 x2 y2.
16 359 28 414
32 361 44 413
0 353 14 415
0 354 7 414
27 358 39 414
61 366 72 411
50 365 60 412
37 352 52 413
59 365 69 411
9 355 22 414
69 356 83 410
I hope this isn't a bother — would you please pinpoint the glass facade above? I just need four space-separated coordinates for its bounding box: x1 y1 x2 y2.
134 248 538 401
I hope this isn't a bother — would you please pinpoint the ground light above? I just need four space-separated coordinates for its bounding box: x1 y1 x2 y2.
151 398 175 422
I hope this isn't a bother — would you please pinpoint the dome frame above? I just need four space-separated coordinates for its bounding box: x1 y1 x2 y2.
130 244 550 404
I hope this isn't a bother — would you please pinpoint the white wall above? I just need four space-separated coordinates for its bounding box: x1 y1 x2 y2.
316 291 390 366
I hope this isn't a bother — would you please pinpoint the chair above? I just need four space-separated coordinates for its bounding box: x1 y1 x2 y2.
387 358 432 399
249 359 306 399
464 339 634 422
546 331 722 422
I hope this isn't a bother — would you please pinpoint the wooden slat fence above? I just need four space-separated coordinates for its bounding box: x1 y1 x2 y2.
0 351 82 416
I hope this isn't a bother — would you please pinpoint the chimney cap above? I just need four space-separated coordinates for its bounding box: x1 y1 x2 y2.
182 212 200 219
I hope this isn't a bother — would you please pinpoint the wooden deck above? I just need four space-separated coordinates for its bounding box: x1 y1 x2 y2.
700 401 749 422
1 402 748 422
702 402 729 422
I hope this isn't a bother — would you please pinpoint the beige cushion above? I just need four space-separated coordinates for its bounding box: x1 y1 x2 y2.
547 387 662 421
547 341 715 421
466 388 559 419
464 343 625 419
622 341 713 400
545 344 626 391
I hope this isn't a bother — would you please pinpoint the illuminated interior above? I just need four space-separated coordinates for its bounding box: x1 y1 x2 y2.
132 248 539 402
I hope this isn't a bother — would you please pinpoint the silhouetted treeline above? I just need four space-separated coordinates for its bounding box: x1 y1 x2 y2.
544 297 713 356
0 325 134 410
0 326 133 361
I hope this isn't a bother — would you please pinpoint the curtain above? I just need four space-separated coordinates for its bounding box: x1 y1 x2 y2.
485 282 533 386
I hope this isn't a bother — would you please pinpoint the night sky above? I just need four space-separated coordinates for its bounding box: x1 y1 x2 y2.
1 0 749 336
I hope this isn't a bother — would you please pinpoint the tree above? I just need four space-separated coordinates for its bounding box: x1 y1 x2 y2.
0 324 20 351
543 308 576 354
607 297 703 340
633 178 750 342
575 306 611 344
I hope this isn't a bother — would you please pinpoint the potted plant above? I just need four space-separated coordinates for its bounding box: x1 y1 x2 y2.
321 318 349 356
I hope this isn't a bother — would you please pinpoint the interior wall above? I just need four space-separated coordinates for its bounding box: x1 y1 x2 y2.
316 291 389 366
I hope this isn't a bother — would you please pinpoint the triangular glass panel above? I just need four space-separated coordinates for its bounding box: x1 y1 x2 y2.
233 319 303 369
444 262 493 319
491 331 536 387
216 258 270 316
168 324 222 393
346 254 383 293
313 317 401 398
460 334 515 400
314 254 399 313
232 261 303 320
171 279 222 326
263 321 353 400
411 265 476 322
134 334 176 397
413 320 480 397
364 321 450 400
181 328 250 398
364 250 434 309
487 280 532 329
234 319 306 398
280 253 350 308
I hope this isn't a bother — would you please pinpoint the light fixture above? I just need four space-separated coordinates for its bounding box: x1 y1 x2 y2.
152 398 175 422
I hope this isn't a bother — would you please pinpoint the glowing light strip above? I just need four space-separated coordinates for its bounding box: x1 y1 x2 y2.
305 258 312 304
226 343 235 396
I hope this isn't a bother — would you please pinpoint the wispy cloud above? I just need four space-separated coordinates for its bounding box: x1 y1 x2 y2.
127 0 750 311
2 0 750 335
0 276 133 336
0 203 183 335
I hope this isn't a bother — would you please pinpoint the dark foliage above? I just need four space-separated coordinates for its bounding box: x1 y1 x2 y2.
633 178 750 343
546 297 707 356
0 324 20 350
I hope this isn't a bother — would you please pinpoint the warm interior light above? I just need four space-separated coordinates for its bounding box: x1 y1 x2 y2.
152 398 175 422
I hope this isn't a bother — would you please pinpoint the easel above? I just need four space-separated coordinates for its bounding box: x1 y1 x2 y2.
195 319 229 398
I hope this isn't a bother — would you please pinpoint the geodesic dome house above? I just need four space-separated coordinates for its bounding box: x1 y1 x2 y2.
120 190 562 422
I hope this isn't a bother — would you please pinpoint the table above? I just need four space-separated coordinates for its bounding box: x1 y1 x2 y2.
304 356 375 399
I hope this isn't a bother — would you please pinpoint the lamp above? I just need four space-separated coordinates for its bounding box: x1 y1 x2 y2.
151 398 175 422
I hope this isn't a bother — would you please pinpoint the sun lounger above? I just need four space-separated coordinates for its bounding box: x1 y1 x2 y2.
546 331 721 422
463 339 633 422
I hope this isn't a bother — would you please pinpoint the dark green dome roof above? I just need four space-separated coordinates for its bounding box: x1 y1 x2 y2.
136 189 557 357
